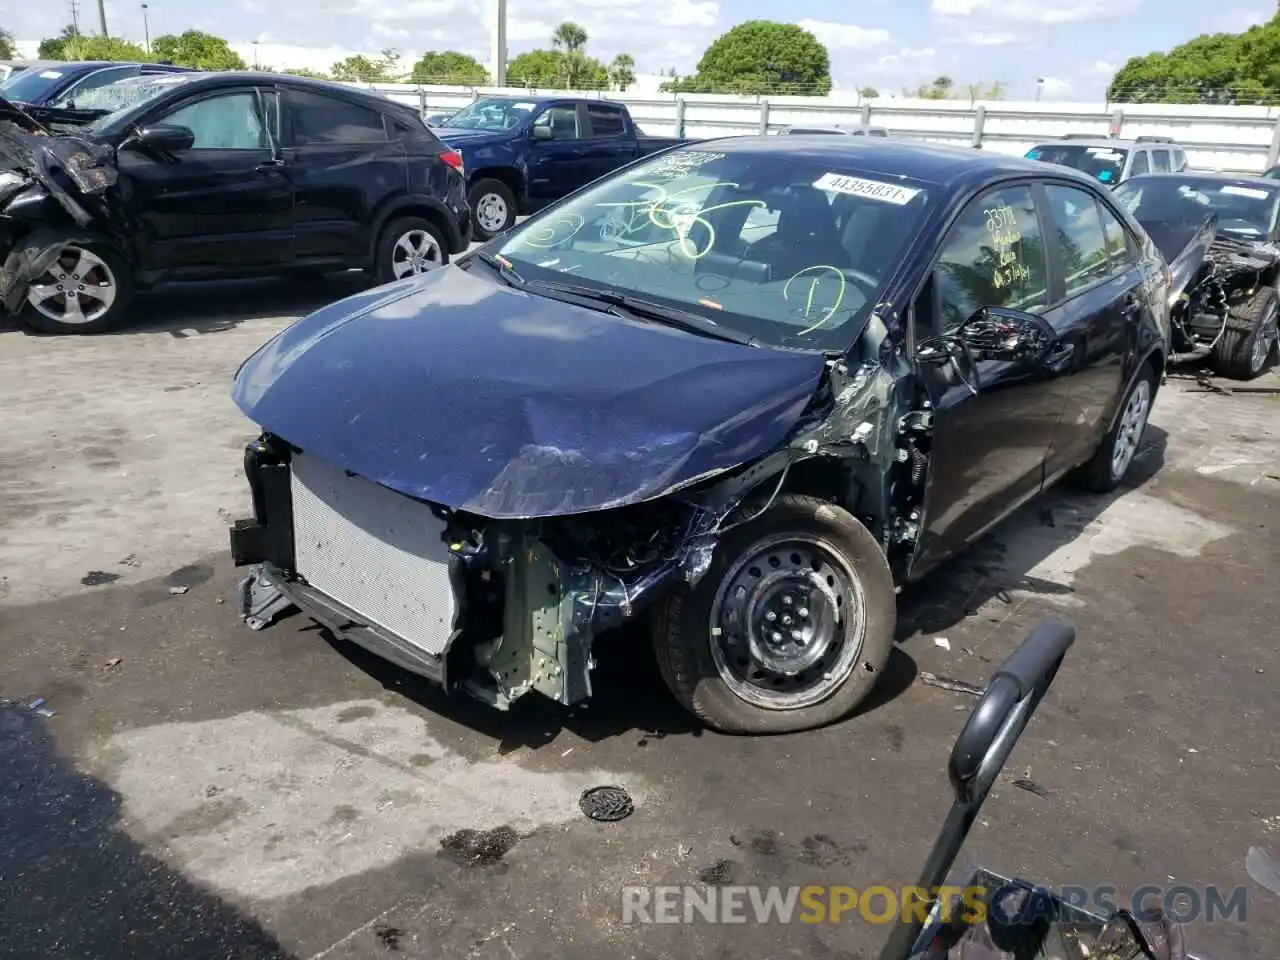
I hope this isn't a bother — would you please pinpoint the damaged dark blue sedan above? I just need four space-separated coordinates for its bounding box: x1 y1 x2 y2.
229 137 1170 734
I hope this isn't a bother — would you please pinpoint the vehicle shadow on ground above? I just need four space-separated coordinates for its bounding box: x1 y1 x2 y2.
0 703 295 960
896 424 1170 640
317 617 920 751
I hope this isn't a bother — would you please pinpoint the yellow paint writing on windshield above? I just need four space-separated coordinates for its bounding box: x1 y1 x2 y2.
594 181 766 260
783 265 848 335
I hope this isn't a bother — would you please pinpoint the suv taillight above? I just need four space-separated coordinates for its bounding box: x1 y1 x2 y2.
440 150 464 174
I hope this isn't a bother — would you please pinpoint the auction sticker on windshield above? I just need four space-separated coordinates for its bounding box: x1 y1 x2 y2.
813 172 921 205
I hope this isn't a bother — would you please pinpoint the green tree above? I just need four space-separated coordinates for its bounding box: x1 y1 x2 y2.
552 22 588 54
151 30 245 70
1105 19 1280 103
667 20 832 96
52 35 151 62
608 53 635 91
38 25 84 59
332 51 401 82
282 67 330 79
0 27 15 60
858 86 880 98
410 50 488 84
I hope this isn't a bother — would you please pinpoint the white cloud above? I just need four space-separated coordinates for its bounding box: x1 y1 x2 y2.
798 19 892 49
931 0 1139 26
1224 7 1270 30
948 31 1027 45
1089 59 1117 76
1038 76 1071 93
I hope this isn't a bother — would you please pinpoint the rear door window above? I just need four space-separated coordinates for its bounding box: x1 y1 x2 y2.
1151 149 1171 173
286 90 388 145
1043 184 1115 297
1130 151 1149 176
585 103 626 138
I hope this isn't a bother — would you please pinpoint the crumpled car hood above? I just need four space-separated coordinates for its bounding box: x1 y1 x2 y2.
232 265 826 519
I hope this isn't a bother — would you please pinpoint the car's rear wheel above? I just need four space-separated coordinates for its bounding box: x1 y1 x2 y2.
652 494 895 735
468 179 517 241
374 217 449 285
1073 360 1157 493
1212 285 1279 380
21 240 134 335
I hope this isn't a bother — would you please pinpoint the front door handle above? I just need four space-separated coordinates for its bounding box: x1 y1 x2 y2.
256 159 286 171
1044 341 1076 370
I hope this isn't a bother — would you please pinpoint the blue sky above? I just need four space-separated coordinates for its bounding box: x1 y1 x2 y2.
7 0 1275 99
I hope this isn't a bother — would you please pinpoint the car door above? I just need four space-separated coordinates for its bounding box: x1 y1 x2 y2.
1037 183 1135 480
281 87 405 264
118 85 295 279
908 181 1069 575
578 102 633 184
527 102 589 203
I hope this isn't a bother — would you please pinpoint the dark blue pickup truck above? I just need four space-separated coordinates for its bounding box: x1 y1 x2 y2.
434 95 685 239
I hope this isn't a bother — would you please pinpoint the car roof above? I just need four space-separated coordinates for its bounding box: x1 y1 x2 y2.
471 93 629 109
697 135 1097 190
1030 138 1181 149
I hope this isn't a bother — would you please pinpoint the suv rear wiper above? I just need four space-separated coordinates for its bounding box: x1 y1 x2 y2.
530 280 759 347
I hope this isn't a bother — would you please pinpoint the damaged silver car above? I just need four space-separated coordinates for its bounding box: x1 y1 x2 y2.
230 138 1169 733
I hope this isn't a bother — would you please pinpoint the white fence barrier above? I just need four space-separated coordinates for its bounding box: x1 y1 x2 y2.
347 81 1280 175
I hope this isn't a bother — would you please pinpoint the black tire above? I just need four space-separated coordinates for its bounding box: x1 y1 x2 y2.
1211 285 1279 380
374 216 450 286
20 239 134 335
652 494 895 735
468 178 517 241
1073 360 1157 493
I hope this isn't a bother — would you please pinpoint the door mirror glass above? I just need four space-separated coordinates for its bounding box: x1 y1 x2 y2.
957 306 1055 363
134 122 196 153
531 124 553 141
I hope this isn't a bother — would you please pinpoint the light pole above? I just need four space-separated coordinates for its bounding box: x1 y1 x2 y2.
141 3 150 53
253 40 259 69
97 0 108 35
1035 77 1045 102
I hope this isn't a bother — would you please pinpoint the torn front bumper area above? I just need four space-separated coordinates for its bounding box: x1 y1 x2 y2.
229 435 728 711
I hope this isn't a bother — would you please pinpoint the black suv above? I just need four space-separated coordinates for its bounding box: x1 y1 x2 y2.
0 72 471 333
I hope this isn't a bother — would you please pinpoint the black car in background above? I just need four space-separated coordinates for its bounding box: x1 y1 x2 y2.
0 60 196 112
229 139 1170 734
0 72 471 334
1116 172 1280 378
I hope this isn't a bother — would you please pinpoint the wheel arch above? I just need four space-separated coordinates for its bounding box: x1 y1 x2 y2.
468 167 525 202
369 195 465 260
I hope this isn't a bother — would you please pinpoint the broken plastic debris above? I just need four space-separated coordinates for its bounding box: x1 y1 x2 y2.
168 585 190 595
1013 777 1050 798
1245 846 1280 896
919 671 984 697
105 657 121 668
26 698 56 718
933 637 951 651
580 785 634 822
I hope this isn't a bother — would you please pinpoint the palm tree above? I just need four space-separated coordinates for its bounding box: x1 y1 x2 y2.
552 22 588 54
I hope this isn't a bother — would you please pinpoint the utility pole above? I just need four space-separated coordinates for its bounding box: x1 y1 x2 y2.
97 0 109 36
69 0 81 37
141 3 150 52
490 0 507 87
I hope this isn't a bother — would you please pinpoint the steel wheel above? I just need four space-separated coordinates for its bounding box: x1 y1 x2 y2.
390 229 444 279
475 191 509 236
26 245 118 325
708 532 867 711
1110 377 1151 481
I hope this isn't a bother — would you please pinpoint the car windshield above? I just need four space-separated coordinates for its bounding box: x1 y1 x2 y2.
443 97 536 131
1115 177 1280 240
1027 144 1129 184
1 66 68 103
81 74 196 131
493 147 932 351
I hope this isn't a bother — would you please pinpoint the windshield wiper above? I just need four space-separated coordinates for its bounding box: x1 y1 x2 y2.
530 280 760 347
471 251 526 287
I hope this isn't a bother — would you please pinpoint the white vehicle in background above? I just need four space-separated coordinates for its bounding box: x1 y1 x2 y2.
1024 134 1188 187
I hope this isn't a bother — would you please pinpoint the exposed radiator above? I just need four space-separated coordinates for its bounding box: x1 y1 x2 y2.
290 452 456 657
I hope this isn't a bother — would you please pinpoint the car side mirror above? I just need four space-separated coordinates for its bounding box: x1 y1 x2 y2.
956 305 1055 363
531 125 553 141
132 122 196 154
